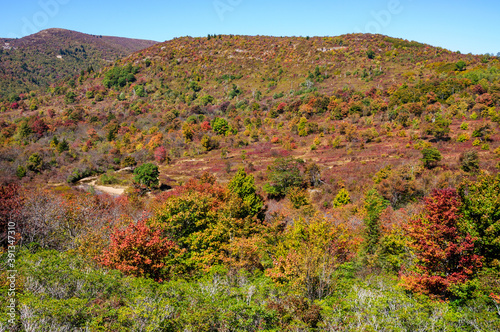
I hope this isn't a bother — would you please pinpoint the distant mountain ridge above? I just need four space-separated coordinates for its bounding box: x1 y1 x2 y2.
0 28 158 98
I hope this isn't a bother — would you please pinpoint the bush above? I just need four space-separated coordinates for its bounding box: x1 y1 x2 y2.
460 151 479 173
288 187 310 209
154 146 168 163
16 165 26 179
377 166 422 208
263 157 304 198
66 167 94 183
457 133 470 142
27 153 43 173
421 147 442 169
56 139 69 153
212 117 230 135
266 215 356 300
201 135 219 151
332 188 351 208
64 91 76 104
121 156 137 168
133 163 159 189
99 172 119 185
97 219 175 281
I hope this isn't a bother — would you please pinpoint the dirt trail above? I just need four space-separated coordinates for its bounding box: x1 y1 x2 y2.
77 176 125 196
92 181 125 196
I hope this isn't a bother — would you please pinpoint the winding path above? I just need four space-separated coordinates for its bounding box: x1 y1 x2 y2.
77 176 126 196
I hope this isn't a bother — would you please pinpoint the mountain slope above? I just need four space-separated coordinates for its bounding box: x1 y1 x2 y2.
2 33 500 332
0 33 499 192
0 28 158 98
116 33 487 100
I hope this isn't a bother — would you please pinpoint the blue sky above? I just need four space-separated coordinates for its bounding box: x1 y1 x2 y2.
0 0 498 55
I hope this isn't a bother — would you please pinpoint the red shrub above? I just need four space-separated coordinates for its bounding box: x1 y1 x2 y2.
97 219 175 281
154 146 167 163
476 93 493 107
200 121 211 131
30 118 48 137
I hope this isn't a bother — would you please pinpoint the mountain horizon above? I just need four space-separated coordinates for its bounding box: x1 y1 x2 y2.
0 28 158 98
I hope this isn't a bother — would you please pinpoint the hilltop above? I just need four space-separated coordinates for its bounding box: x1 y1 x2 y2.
0 28 158 98
124 33 481 96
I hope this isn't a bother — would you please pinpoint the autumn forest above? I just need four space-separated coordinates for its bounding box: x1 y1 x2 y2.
1 30 500 331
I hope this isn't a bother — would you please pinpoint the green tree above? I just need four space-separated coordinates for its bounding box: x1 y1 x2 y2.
425 116 451 140
16 165 26 179
17 121 32 139
106 124 119 142
151 176 263 275
56 139 69 153
27 152 43 172
421 147 442 169
332 188 351 208
134 85 146 97
458 174 500 266
200 94 215 106
297 117 310 137
133 163 159 189
212 117 230 135
103 64 137 88
264 157 304 197
65 91 76 104
188 81 202 92
455 60 466 71
363 189 389 255
228 168 264 219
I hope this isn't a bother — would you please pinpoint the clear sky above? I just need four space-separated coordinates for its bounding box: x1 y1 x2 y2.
0 0 498 55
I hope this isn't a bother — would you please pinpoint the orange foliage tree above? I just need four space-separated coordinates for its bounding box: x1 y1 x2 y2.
401 189 482 298
97 218 175 281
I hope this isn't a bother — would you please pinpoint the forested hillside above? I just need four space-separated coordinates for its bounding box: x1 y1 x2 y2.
0 28 157 98
1 33 500 331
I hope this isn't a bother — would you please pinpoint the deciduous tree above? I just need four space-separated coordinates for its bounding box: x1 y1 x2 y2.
264 157 304 198
458 174 500 266
98 219 175 281
133 163 159 189
401 189 482 297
